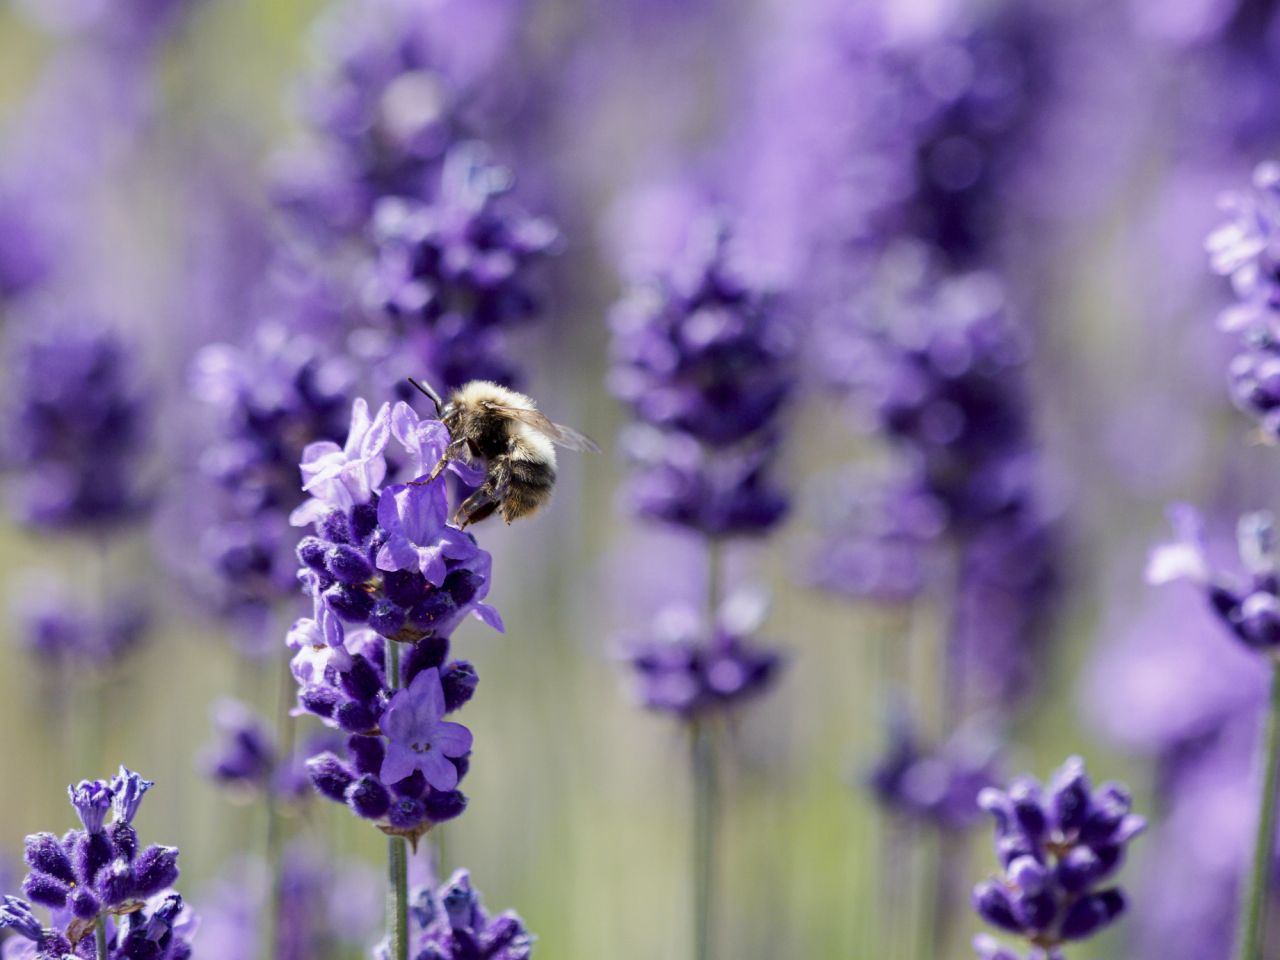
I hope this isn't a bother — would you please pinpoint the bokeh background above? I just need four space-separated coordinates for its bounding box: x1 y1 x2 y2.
0 0 1273 957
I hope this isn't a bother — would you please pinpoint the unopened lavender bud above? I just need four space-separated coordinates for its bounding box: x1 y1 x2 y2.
307 753 356 801
1059 889 1125 940
440 661 479 711
132 845 180 898
347 735 386 775
326 544 374 584
347 775 392 820
68 887 100 920
1047 756 1091 834
972 880 1021 934
23 833 74 883
21 872 69 910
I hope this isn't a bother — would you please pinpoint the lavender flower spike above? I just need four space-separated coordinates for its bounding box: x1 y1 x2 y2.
381 667 474 790
971 757 1143 957
12 770 193 957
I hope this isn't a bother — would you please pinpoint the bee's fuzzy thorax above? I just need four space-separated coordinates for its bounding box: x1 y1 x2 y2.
453 380 535 411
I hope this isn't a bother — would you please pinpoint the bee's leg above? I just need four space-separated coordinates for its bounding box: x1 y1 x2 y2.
415 438 470 485
452 459 511 529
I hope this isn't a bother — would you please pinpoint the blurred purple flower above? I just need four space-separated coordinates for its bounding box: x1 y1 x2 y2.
869 714 1000 830
622 590 782 719
188 327 355 618
197 845 379 960
609 217 795 538
1148 505 1280 652
1 315 150 532
363 144 559 392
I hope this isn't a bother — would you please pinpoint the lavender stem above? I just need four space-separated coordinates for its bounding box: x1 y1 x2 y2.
386 638 410 960
693 538 723 960
95 916 108 960
1235 660 1280 960
691 719 719 960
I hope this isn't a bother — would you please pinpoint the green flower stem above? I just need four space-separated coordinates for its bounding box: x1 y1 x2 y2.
1235 658 1280 960
95 915 108 960
386 639 410 960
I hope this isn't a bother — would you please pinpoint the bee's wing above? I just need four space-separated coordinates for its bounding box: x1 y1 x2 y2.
485 403 602 452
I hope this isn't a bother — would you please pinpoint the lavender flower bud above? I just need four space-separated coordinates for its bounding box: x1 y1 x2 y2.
347 775 392 820
0 896 43 942
23 833 74 883
307 753 356 801
132 844 180 898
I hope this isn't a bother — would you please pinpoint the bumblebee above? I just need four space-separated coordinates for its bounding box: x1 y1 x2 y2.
409 378 599 527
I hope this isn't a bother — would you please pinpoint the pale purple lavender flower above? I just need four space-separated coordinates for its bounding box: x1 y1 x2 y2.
815 253 1059 709
380 667 474 789
10 769 192 959
1148 504 1280 652
375 868 534 960
972 758 1144 955
1 315 149 531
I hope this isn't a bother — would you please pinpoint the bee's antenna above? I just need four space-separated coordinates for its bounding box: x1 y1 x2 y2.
407 377 444 417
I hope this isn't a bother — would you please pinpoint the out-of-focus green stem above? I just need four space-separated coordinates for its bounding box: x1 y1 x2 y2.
691 719 719 960
264 643 296 960
95 916 108 960
385 640 409 960
1235 659 1280 960
691 537 723 960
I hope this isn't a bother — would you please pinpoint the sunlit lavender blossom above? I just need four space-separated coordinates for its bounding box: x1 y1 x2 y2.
374 869 533 960
190 327 355 616
972 757 1144 956
2 768 194 960
1 316 149 531
363 144 559 394
289 397 499 844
